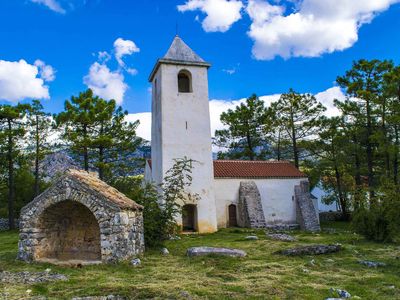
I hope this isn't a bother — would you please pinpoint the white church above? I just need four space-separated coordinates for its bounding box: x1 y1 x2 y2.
144 36 320 233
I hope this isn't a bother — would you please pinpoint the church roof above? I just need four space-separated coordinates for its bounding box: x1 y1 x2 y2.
149 36 211 82
146 160 307 179
163 36 206 63
213 160 307 179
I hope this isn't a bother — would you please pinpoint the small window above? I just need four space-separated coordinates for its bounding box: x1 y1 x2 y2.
178 70 192 93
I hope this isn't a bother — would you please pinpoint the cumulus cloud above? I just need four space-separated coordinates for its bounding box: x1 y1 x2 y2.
126 112 152 141
178 0 244 32
113 38 140 74
0 59 55 102
30 0 66 14
246 0 400 60
34 59 56 82
83 62 127 105
84 38 140 104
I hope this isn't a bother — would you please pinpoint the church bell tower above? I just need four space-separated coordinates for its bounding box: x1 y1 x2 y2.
148 36 217 233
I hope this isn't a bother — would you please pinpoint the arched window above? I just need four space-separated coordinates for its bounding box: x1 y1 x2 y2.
178 70 192 93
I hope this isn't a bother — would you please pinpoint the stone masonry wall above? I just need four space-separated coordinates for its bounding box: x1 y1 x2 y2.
295 181 320 232
18 174 144 263
238 181 266 229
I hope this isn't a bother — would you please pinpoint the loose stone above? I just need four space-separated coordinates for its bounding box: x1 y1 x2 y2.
277 244 341 256
0 271 68 284
358 260 386 268
161 248 169 255
187 247 247 257
131 258 141 266
266 233 296 242
245 235 258 240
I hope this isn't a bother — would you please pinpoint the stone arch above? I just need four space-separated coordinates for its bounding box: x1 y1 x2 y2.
18 170 145 264
35 200 101 262
178 69 192 93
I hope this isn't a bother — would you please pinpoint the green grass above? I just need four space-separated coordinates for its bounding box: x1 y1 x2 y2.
1 222 400 299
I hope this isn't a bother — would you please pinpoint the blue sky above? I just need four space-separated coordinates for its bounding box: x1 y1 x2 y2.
1 0 400 139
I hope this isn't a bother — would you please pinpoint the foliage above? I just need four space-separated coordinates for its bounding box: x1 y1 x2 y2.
0 103 30 228
268 89 326 168
26 99 53 197
111 157 198 247
214 94 268 160
352 183 400 242
56 89 142 181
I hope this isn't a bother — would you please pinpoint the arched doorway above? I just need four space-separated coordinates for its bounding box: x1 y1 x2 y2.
228 204 238 227
35 200 101 262
182 204 197 231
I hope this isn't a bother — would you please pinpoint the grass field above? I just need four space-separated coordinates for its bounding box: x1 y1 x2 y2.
0 222 399 299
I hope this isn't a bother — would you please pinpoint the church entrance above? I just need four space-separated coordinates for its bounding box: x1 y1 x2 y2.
182 204 197 231
228 204 238 227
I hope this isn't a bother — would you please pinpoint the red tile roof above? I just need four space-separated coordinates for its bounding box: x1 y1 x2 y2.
213 160 306 178
147 159 306 179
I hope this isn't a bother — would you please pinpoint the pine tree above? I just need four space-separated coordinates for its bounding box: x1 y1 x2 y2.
214 94 267 160
268 89 326 168
27 100 52 197
0 104 29 229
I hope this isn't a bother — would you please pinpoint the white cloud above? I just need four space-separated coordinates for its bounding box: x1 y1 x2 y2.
0 59 54 102
246 0 400 60
84 38 140 104
83 62 127 105
130 86 344 141
126 113 152 141
113 38 140 71
30 0 66 14
34 59 56 82
178 0 244 32
97 51 111 63
314 86 344 117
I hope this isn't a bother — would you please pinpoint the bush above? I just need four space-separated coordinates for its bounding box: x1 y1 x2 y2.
111 157 197 248
352 184 400 242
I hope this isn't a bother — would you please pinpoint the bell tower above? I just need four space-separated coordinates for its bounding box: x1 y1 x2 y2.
148 36 217 233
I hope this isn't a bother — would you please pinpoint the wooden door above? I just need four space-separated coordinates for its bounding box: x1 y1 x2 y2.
182 204 196 231
228 204 237 227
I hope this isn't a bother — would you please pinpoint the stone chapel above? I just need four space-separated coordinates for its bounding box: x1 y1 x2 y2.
145 36 320 233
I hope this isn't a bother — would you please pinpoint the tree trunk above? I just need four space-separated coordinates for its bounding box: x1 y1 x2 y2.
83 124 89 171
276 129 281 161
394 124 399 186
246 130 254 161
7 119 15 230
334 164 348 220
34 115 40 197
365 97 375 200
291 126 299 168
353 133 362 210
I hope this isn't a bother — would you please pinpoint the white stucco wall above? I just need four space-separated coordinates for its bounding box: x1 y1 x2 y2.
149 62 218 233
213 178 307 228
312 184 339 212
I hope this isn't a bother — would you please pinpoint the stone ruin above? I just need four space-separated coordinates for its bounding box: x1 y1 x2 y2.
17 169 145 264
238 180 320 232
295 181 320 232
237 181 267 228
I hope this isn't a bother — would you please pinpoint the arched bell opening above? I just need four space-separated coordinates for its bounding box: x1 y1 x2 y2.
178 70 192 93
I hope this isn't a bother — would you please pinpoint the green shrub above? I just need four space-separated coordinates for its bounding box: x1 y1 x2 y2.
352 184 400 242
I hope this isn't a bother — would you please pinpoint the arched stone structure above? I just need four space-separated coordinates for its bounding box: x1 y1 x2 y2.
18 169 145 263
